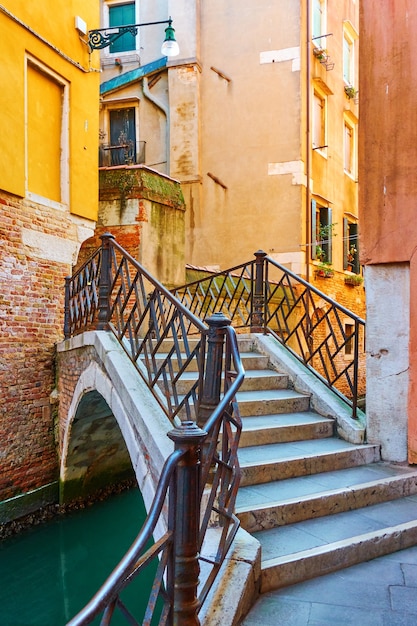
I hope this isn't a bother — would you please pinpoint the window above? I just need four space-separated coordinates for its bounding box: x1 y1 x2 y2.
26 57 69 208
344 122 353 175
343 113 357 177
313 91 326 151
311 200 333 263
343 35 352 84
312 0 327 44
343 219 359 273
109 2 136 53
343 21 358 86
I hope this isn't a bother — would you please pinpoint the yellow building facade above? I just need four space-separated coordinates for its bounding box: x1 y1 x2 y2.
1 0 100 220
0 2 100 513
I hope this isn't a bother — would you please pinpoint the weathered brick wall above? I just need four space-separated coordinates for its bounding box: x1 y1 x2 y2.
0 191 90 501
56 344 97 450
75 224 141 272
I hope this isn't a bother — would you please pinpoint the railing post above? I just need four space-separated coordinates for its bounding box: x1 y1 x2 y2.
251 250 267 333
197 312 231 418
197 312 231 474
167 421 207 626
96 232 114 331
64 276 71 338
352 320 360 419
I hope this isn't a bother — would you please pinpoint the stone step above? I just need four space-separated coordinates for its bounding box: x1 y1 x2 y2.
149 350 270 373
236 463 417 532
239 411 334 447
149 336 255 354
170 369 288 395
236 388 311 417
256 495 417 592
238 438 380 486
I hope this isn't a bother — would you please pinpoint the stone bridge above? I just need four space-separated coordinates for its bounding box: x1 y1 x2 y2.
56 330 173 514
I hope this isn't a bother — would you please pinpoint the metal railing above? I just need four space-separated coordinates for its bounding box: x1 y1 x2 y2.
99 140 146 167
173 251 366 419
64 233 244 625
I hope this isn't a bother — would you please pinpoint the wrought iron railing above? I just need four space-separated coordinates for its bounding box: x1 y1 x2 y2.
173 251 366 419
64 233 244 624
99 140 146 167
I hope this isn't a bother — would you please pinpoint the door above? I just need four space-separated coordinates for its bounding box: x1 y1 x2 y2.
109 108 136 165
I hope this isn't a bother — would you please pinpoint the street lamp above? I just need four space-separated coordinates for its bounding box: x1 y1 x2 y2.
88 17 179 57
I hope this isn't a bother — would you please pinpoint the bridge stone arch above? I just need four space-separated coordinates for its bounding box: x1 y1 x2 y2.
57 331 173 517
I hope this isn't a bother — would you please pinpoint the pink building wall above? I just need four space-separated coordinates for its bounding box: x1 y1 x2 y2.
359 0 417 462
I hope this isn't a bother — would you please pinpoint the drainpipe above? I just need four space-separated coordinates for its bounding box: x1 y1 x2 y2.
306 0 311 282
142 76 170 172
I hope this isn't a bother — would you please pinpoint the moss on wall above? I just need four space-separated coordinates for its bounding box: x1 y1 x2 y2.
99 165 185 211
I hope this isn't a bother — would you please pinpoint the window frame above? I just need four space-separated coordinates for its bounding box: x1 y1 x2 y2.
25 54 69 210
312 88 327 155
343 218 360 273
311 200 333 263
102 1 139 57
343 112 357 179
343 20 359 87
312 0 327 47
101 99 140 166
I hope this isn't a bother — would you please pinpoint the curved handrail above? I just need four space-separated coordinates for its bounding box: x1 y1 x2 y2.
67 448 184 626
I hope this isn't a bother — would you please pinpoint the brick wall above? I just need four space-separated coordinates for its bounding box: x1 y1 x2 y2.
0 191 86 501
312 270 366 399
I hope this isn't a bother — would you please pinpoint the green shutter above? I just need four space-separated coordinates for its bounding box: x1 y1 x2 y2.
326 207 332 263
311 199 317 260
343 218 349 269
109 3 136 53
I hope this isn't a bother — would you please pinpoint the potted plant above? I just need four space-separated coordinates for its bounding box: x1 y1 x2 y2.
344 85 357 99
315 244 326 262
347 244 357 271
313 47 328 62
315 222 336 262
344 274 363 286
315 262 334 278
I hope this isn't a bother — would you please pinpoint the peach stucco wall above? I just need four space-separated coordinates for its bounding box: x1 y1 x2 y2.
360 0 417 462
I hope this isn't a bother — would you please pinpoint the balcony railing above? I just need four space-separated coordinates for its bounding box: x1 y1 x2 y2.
99 140 146 167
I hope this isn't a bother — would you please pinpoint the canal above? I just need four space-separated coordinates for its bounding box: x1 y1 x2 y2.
0 488 154 626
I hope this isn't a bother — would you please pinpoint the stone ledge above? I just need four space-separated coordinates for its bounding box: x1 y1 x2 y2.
199 528 261 626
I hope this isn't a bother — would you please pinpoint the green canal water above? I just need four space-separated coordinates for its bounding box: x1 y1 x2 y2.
0 489 156 626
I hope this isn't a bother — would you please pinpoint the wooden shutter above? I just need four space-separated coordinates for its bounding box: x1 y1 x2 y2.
311 199 317 260
343 218 349 269
109 3 135 53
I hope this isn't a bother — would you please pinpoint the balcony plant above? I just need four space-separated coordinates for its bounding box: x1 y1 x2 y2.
344 84 357 99
344 274 363 286
313 47 328 62
315 261 334 278
347 244 357 271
